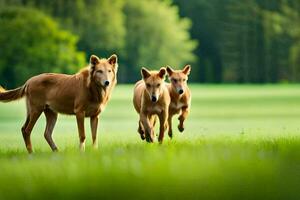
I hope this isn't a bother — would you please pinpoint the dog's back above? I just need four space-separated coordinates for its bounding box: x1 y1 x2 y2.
26 72 84 114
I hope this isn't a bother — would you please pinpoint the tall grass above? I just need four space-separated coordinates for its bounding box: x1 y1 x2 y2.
0 85 299 199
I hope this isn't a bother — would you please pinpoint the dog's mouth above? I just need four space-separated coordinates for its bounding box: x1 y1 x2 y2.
94 80 108 90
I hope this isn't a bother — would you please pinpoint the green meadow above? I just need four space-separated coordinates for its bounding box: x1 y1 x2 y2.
0 85 300 200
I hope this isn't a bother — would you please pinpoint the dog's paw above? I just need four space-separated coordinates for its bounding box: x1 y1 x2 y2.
145 135 154 143
145 136 151 143
158 138 163 144
140 133 145 140
150 136 155 143
178 125 184 132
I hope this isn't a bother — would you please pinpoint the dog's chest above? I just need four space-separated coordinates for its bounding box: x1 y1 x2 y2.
146 104 163 114
170 101 185 111
85 103 102 116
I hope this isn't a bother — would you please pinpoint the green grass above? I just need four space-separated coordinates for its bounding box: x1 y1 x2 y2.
0 84 300 199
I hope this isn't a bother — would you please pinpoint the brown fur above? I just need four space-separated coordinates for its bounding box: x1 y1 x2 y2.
0 54 118 153
0 85 26 102
133 67 170 143
166 65 191 138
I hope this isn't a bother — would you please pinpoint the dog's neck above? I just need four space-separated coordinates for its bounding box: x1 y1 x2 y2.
86 68 108 103
89 80 107 103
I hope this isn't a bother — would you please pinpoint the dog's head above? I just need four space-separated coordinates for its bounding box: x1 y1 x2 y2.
141 67 166 103
166 65 191 95
89 54 118 88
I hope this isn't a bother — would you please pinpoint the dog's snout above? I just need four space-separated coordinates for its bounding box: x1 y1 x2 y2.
178 89 184 94
151 95 157 102
104 81 110 86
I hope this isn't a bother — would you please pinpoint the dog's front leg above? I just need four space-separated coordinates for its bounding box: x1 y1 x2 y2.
140 112 154 143
168 114 174 139
138 120 146 140
158 109 168 143
90 116 99 149
76 111 86 151
178 106 189 132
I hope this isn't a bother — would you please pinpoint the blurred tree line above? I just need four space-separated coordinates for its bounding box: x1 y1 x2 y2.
0 0 300 87
0 0 195 87
173 0 300 83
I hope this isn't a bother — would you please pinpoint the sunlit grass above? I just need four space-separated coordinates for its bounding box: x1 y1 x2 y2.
0 84 300 199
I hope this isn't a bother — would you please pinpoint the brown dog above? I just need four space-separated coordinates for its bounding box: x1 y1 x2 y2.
133 67 170 143
0 54 118 153
166 65 191 138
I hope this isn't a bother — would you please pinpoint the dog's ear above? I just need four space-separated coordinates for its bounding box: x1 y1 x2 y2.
182 65 191 75
0 85 5 93
158 67 166 79
108 54 118 73
108 54 118 65
141 67 151 79
90 55 100 67
166 66 174 76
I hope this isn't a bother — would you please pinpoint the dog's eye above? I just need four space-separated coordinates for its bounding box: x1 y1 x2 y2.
183 79 186 81
172 79 177 83
157 84 160 87
146 84 151 88
108 70 112 73
97 70 103 74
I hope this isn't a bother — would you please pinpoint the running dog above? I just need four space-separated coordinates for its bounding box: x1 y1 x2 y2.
166 65 191 138
133 67 170 143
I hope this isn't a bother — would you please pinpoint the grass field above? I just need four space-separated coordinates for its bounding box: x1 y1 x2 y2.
0 84 300 199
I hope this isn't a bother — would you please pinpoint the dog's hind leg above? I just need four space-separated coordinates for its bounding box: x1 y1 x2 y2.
44 108 58 152
21 114 30 142
21 101 30 152
168 115 173 139
150 116 157 127
149 116 158 137
22 108 42 153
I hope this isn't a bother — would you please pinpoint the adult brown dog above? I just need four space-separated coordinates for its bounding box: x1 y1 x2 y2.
166 65 191 138
133 67 170 143
0 54 118 153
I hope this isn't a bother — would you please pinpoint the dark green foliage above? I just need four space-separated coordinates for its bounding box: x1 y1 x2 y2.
26 0 126 58
173 0 300 83
0 6 85 88
0 0 196 85
1 0 300 84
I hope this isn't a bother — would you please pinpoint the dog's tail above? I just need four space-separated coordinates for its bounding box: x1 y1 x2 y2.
0 84 27 102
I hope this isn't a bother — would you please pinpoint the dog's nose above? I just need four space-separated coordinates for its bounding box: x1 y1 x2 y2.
151 95 157 102
104 81 110 86
178 89 184 94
